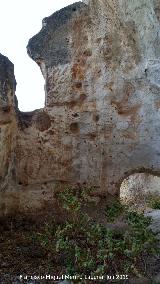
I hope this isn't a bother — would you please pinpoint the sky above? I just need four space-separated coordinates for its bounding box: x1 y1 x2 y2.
0 0 78 111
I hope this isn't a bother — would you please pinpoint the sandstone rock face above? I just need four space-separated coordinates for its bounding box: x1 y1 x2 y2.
1 0 160 214
0 54 18 215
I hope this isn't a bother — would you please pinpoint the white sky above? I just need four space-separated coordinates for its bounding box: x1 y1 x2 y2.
0 0 78 111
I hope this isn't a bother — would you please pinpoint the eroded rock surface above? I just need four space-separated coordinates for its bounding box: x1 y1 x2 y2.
1 0 160 214
0 54 18 215
145 209 160 239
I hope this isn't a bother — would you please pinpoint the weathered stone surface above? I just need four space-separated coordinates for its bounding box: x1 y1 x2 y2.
145 209 160 239
1 0 160 214
0 54 18 215
26 0 160 193
27 2 86 69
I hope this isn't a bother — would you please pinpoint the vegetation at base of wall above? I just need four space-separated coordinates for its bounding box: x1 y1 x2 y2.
105 199 126 222
146 193 160 210
31 187 159 281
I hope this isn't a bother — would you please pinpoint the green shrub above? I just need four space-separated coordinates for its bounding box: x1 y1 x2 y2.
34 187 159 279
105 199 126 222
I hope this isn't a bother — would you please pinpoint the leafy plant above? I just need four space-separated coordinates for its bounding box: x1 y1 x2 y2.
34 187 159 279
105 199 126 222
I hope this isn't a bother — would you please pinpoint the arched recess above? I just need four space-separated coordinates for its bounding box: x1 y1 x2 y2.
119 169 160 211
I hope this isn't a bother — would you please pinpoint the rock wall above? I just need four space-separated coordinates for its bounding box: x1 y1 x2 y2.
1 0 160 214
0 54 18 215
